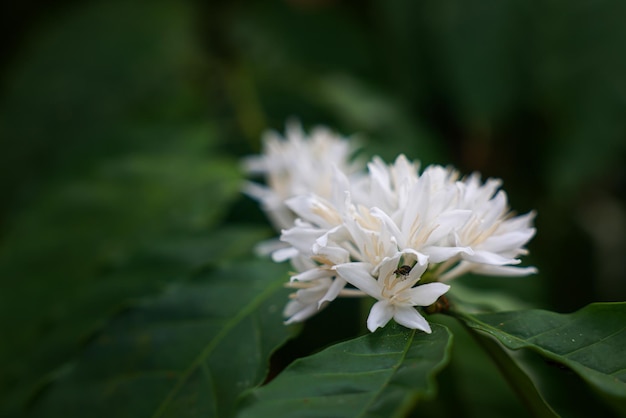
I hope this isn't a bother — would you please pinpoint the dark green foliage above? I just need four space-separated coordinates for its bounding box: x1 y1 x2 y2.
1 0 625 417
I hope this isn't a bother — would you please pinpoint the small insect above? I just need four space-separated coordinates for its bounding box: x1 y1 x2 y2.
393 265 412 276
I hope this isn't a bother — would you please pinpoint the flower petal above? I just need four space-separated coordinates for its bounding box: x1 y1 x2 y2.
284 300 319 324
291 268 331 282
319 277 347 306
393 306 432 333
470 264 538 277
272 246 299 262
464 250 520 266
423 245 473 263
481 230 536 252
335 262 382 298
376 254 403 283
406 282 450 306
313 243 351 265
367 300 394 332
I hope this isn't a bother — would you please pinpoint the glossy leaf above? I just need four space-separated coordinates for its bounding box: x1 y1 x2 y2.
237 322 452 418
455 303 626 414
27 259 294 418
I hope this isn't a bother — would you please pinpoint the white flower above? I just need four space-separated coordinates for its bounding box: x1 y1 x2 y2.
335 253 450 333
365 163 475 263
283 263 366 324
436 174 537 281
242 121 363 231
243 123 538 332
283 278 334 324
352 154 420 213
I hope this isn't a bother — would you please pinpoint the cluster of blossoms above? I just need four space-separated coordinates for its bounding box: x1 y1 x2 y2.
243 122 537 333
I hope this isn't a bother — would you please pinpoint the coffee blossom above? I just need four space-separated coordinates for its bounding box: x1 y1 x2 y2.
242 121 363 231
243 124 537 333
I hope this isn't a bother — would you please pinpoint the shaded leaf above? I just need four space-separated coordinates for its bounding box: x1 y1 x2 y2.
27 259 294 418
455 303 626 414
418 315 533 418
0 0 239 413
460 323 558 417
237 322 452 418
0 150 242 414
447 281 533 314
506 346 620 418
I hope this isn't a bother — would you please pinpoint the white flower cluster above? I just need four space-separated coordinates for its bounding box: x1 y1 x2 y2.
243 123 537 333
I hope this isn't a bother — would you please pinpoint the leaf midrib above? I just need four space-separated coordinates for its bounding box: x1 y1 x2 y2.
151 278 286 418
460 311 626 397
356 328 416 418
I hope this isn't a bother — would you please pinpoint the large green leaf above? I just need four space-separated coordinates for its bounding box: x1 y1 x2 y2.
0 0 243 414
27 259 294 418
458 324 558 418
419 315 538 418
455 303 626 414
237 322 452 418
0 151 242 416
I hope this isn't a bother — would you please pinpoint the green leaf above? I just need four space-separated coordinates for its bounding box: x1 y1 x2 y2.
0 0 242 413
458 322 558 417
27 259 294 418
0 152 242 414
419 315 536 418
447 281 533 313
455 303 626 414
237 322 452 418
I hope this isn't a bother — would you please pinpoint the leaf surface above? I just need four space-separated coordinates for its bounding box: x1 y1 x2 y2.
238 322 452 418
27 259 294 418
0 0 244 413
456 303 626 413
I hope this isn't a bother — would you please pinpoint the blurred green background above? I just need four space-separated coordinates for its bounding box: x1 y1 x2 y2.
1 0 625 416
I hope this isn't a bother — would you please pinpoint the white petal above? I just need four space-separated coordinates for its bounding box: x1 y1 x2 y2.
463 250 519 266
376 254 403 283
504 211 536 230
401 249 429 267
284 300 318 323
370 207 404 247
423 245 472 263
406 282 450 306
272 247 299 262
393 306 432 333
241 180 271 201
481 230 536 252
286 194 338 228
319 277 347 306
470 264 538 277
396 250 428 281
312 243 350 265
367 300 394 332
438 262 472 282
331 165 350 210
335 263 382 298
290 254 317 272
428 210 473 243
266 207 297 231
254 239 289 257
292 268 331 282
280 224 323 254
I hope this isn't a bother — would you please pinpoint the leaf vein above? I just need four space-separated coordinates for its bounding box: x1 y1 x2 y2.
561 326 626 358
356 329 416 417
150 278 285 418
